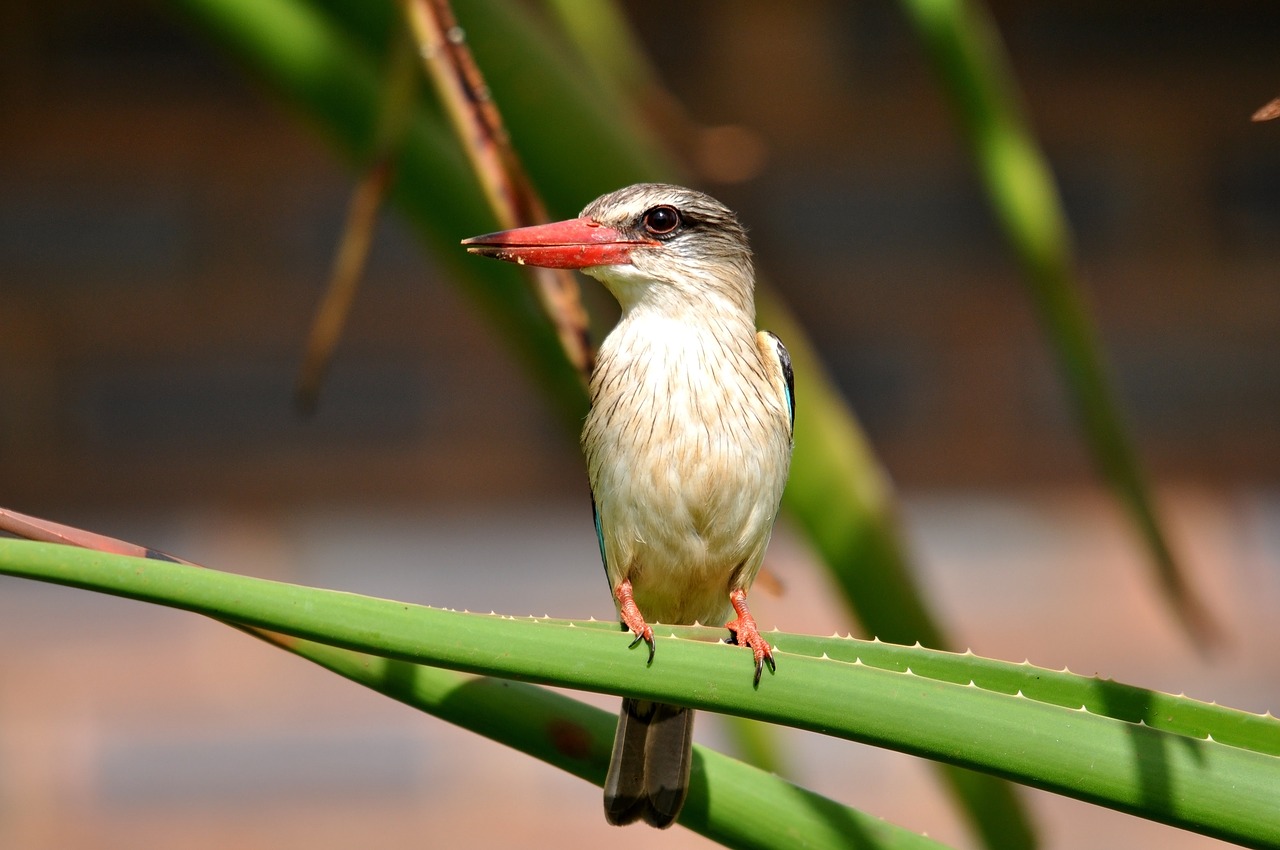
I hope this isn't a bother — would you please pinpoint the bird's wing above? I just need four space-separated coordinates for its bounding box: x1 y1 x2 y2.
758 330 794 432
590 489 609 577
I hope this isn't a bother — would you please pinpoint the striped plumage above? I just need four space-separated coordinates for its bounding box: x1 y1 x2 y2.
463 184 794 829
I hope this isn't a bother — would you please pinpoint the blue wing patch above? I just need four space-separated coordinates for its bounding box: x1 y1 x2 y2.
763 331 794 432
590 490 608 575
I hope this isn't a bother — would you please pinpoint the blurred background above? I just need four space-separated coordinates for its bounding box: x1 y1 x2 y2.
1 1 1278 848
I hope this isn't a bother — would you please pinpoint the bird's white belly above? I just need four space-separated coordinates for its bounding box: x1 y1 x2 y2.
595 450 777 625
584 325 790 626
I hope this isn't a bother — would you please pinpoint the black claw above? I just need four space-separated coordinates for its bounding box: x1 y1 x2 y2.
628 631 656 664
752 653 776 688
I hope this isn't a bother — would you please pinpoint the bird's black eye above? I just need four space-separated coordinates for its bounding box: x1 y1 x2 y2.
642 205 682 236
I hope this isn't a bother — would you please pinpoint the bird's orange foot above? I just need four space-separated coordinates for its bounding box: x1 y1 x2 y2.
615 579 655 664
725 588 775 686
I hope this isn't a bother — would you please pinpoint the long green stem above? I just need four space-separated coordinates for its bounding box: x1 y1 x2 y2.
898 0 1216 644
253 633 945 850
2 540 1276 848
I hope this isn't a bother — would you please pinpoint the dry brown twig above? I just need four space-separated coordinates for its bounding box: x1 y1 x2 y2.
1252 97 1280 122
403 0 595 383
296 33 418 412
296 160 396 412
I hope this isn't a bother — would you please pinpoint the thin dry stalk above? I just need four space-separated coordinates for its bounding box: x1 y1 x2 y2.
403 0 594 382
296 160 395 412
1252 97 1280 122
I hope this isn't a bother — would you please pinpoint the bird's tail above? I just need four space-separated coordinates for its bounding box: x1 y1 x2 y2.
603 698 694 828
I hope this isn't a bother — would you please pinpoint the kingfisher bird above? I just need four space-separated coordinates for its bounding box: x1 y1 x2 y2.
463 183 794 829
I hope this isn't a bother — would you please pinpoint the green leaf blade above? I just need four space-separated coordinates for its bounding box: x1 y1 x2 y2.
3 540 1276 847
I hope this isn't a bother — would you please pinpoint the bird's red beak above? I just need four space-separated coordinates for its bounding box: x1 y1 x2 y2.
462 218 655 269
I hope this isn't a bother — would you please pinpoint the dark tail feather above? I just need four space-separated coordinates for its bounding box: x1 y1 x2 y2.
603 698 694 828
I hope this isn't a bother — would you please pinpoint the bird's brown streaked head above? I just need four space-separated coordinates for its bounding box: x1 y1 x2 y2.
462 184 754 295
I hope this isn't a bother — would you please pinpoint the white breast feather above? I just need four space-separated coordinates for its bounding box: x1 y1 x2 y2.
583 312 791 626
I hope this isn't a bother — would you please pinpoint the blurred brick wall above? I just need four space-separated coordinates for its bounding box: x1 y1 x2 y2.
1 1 1277 512
1 4 1279 849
